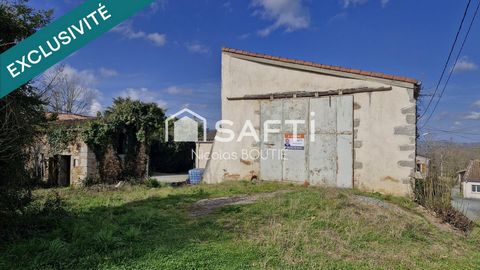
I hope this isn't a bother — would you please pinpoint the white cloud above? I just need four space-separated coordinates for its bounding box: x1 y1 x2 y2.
99 67 118 77
61 65 97 85
42 64 104 116
464 112 480 120
454 121 462 126
238 33 251 39
435 111 450 120
146 33 167 46
186 42 210 54
89 99 103 116
341 0 390 8
341 0 368 8
453 56 478 73
223 1 233 12
165 86 193 95
251 0 310 36
473 100 480 108
149 0 167 13
112 22 166 47
120 87 167 108
329 12 348 23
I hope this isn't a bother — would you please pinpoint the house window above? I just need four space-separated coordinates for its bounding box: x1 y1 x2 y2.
472 185 480 193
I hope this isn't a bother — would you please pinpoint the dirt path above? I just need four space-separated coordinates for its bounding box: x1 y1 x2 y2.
189 190 293 217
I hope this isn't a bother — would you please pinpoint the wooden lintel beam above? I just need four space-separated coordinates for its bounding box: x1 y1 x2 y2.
226 87 392 101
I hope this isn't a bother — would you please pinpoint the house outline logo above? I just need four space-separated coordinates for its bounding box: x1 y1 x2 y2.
165 108 207 142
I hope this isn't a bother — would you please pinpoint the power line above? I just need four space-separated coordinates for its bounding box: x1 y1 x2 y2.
421 0 480 129
422 130 479 142
425 128 480 136
419 0 472 120
433 123 480 132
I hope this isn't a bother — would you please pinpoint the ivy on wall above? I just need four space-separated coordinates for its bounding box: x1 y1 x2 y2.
43 98 193 182
46 124 79 156
82 98 166 180
83 98 165 155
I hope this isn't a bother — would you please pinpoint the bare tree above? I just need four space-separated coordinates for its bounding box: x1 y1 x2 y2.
39 64 97 115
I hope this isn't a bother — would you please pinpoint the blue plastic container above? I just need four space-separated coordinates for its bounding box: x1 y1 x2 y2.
188 168 204 185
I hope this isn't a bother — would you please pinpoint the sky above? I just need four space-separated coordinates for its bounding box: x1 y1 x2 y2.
28 0 480 142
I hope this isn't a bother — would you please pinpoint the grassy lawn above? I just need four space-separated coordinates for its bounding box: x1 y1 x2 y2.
1 181 480 269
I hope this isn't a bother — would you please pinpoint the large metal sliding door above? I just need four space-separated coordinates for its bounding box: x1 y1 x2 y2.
282 99 308 182
308 96 353 188
260 99 283 181
260 96 353 188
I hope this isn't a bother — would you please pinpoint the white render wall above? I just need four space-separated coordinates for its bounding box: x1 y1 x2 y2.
195 142 214 169
203 52 417 196
463 182 480 199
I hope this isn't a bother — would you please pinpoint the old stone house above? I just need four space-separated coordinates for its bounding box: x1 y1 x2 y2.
29 112 163 186
202 48 420 196
29 113 98 186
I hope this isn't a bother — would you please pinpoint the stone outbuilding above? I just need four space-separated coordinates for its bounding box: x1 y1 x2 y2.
202 48 421 196
29 113 98 187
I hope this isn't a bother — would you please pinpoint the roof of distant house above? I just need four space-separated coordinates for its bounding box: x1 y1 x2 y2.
416 155 430 161
46 112 95 124
464 160 480 182
222 47 420 86
206 130 216 141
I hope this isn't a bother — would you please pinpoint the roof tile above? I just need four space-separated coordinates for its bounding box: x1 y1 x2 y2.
465 160 480 181
222 47 419 85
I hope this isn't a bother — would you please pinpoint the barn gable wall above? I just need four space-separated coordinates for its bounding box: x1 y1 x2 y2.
203 52 416 196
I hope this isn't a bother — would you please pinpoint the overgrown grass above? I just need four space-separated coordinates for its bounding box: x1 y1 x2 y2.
1 181 479 269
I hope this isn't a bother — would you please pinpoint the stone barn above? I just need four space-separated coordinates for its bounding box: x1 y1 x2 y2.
202 48 420 196
28 113 98 187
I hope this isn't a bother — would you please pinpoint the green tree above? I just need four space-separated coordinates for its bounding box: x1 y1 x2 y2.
0 0 52 213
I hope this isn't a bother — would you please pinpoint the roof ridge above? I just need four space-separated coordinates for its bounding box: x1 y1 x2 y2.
222 47 419 85
465 159 480 181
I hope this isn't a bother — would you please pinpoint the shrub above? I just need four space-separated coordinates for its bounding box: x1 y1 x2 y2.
0 191 67 244
83 176 101 187
413 173 473 232
41 191 66 216
0 186 32 216
145 177 161 188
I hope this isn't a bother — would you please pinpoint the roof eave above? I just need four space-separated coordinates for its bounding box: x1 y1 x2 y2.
222 47 420 91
